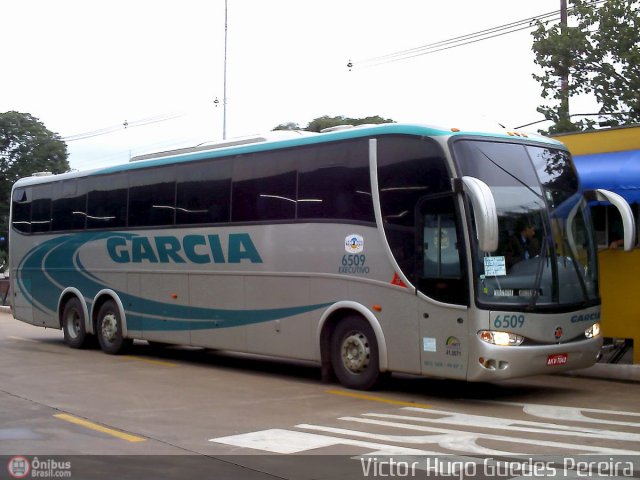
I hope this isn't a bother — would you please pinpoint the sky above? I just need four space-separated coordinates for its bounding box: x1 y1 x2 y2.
2 0 596 171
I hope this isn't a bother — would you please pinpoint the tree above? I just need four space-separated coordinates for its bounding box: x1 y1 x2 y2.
531 0 640 134
305 115 395 132
0 112 69 262
272 122 301 131
273 115 395 133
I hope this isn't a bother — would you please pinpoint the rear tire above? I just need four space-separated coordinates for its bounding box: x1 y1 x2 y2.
62 298 90 349
330 315 380 390
96 300 132 354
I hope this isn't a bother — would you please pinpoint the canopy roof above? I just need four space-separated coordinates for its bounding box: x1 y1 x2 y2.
574 149 640 204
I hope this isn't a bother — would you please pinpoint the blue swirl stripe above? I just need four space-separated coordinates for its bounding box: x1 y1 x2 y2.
17 233 331 332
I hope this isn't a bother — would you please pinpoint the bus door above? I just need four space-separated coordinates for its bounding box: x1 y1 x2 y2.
416 193 469 380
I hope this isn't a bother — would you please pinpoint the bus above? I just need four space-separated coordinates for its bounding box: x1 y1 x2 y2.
9 123 636 390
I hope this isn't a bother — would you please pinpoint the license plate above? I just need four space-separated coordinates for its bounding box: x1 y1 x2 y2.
547 353 568 366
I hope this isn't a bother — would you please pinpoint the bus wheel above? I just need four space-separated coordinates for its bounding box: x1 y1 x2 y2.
331 316 380 390
96 300 132 354
62 298 89 349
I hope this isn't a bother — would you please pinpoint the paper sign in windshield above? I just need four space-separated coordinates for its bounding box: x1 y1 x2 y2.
484 256 506 276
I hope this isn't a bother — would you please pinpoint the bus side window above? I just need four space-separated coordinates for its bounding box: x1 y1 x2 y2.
52 180 87 231
176 158 232 225
86 174 128 229
11 188 32 234
296 140 374 223
30 185 52 234
417 195 468 305
232 152 296 222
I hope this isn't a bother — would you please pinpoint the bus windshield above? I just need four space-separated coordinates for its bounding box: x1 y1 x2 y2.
453 140 599 309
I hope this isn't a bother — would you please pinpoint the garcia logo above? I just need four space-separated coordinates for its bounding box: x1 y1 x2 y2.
107 233 263 264
345 234 364 254
570 312 601 323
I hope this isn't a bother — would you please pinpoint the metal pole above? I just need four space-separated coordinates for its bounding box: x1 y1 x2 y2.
223 0 228 140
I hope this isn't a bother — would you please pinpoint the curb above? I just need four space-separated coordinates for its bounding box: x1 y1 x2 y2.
565 363 640 383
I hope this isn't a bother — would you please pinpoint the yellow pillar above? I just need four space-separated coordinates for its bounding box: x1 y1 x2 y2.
598 249 640 363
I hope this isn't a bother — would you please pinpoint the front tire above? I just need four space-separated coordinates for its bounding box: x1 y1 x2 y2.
330 315 380 390
96 300 132 354
62 298 90 349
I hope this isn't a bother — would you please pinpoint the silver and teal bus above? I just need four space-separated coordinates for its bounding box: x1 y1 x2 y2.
9 123 635 389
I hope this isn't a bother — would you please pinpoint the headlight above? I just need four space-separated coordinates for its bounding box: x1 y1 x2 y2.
478 330 525 346
585 322 600 339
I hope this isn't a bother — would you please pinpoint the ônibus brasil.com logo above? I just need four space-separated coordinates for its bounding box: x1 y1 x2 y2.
7 457 30 479
7 456 72 478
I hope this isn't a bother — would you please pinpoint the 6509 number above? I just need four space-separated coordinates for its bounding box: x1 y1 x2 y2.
339 254 369 274
341 254 366 266
493 314 525 329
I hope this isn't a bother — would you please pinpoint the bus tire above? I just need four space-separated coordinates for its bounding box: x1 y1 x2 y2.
62 297 89 349
96 300 132 355
330 315 380 390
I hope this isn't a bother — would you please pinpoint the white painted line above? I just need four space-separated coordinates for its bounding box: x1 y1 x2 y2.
210 400 640 458
330 416 640 455
481 401 640 426
297 423 511 457
210 428 437 456
378 408 640 442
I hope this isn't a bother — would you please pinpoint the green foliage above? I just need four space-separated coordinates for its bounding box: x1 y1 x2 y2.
304 115 395 132
532 0 640 134
273 115 395 133
272 122 301 131
0 112 69 259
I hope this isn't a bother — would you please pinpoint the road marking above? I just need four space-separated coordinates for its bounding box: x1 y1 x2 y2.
210 400 640 457
121 355 178 367
490 401 640 427
323 416 640 455
370 408 640 442
210 428 437 455
326 389 432 409
54 413 146 443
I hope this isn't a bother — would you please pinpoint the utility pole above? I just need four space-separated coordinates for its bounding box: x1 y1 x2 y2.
559 0 570 128
223 0 228 140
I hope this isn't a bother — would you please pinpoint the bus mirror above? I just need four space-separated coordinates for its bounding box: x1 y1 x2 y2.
456 176 499 253
589 189 636 251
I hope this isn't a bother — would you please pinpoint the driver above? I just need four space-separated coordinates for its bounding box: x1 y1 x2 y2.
506 221 540 268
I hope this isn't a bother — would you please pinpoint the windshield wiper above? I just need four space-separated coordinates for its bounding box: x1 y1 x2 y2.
476 147 545 205
560 236 590 301
527 235 549 310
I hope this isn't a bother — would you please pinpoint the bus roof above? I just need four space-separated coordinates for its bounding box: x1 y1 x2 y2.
13 122 562 188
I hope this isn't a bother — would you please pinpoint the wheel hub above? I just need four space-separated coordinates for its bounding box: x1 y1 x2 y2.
101 313 118 343
66 310 80 338
341 332 370 373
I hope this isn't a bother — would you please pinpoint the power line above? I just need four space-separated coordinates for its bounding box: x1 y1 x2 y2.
516 112 630 129
365 22 554 68
357 11 559 66
63 112 184 142
349 1 606 69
